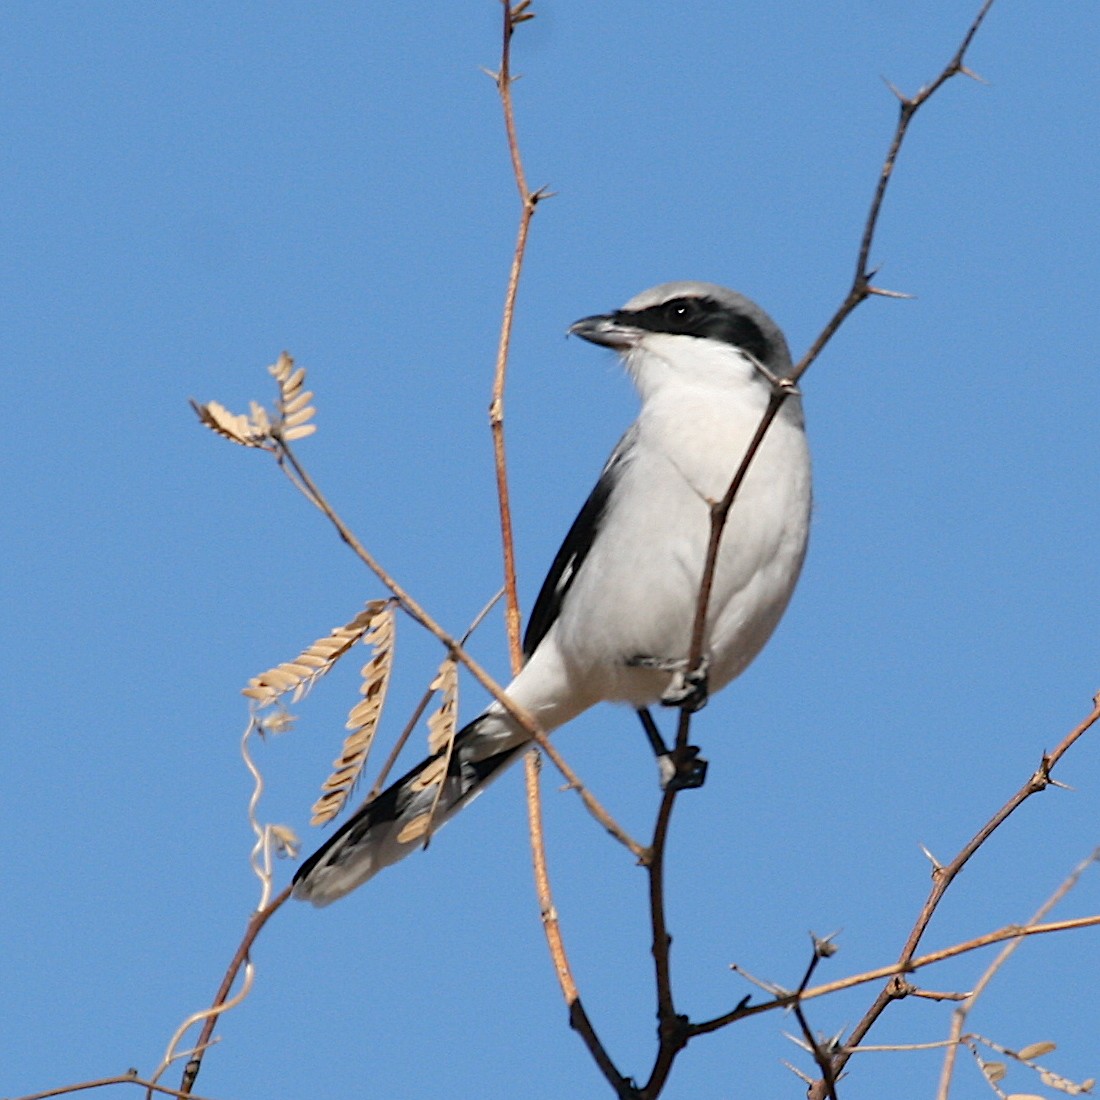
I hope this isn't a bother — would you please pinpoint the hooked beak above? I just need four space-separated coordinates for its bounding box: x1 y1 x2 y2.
568 311 642 350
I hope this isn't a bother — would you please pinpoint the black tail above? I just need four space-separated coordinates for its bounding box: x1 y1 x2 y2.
293 717 527 905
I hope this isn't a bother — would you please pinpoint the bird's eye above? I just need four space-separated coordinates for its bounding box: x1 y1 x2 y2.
664 298 701 326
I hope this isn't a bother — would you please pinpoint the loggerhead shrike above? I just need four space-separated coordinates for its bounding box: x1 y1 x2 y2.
294 281 812 906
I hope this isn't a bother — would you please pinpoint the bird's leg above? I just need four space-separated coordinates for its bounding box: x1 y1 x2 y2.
635 707 708 791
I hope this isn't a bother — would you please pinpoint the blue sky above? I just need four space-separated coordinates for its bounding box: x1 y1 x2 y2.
5 3 1100 1099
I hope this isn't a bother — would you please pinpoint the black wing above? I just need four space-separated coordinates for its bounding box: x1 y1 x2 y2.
522 430 634 658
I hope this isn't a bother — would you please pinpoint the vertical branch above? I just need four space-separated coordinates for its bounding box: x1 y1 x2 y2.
645 4 1000 1095
639 788 686 1099
490 0 546 669
487 3 628 1092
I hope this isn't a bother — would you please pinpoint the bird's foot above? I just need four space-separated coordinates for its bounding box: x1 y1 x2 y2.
625 653 709 712
660 656 709 713
657 746 708 791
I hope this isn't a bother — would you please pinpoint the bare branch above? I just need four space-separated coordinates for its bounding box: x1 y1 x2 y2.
692 910 1100 1036
789 0 998 386
811 692 1100 1093
176 884 293 1095
271 438 645 858
11 1073 223 1100
489 5 628 1092
935 848 1100 1100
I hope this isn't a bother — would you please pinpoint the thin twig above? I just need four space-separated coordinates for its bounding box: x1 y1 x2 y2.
273 440 645 859
488 5 626 1091
790 940 840 1100
690 696 1100 1038
691 910 1100 1035
175 885 292 1095
368 588 504 799
638 785 685 1099
489 0 547 668
790 0 997 387
637 5 1001 1092
934 847 1100 1100
810 692 1100 1095
10 1074 223 1100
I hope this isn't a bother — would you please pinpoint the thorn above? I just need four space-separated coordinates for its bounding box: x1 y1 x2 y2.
811 930 841 958
1047 777 1075 792
958 64 988 85
479 66 501 83
919 843 943 871
909 986 972 1002
867 284 915 300
783 1030 813 1053
880 75 909 104
729 962 789 998
781 1060 815 1086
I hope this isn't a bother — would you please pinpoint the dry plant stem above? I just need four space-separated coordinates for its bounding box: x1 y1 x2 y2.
176 884 292 1095
273 440 644 859
688 910 1100 1037
488 4 626 1088
638 786 687 1100
934 847 1100 1100
790 0 996 388
490 0 543 669
809 694 1100 1095
526 753 634 1096
367 687 433 799
12 1075 222 1100
639 4 1000 1091
672 0 999 752
370 588 505 798
791 951 839 1100
687 698 1100 1042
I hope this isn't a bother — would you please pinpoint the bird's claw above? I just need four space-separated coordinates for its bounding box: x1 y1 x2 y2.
660 658 709 713
657 747 708 791
626 653 710 712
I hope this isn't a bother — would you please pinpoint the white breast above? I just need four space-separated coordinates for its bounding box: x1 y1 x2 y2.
553 336 812 707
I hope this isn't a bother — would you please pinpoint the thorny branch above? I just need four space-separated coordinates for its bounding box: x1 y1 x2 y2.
486 2 627 1091
637 3 1004 1097
155 3 1096 1100
688 907 1100 1032
935 847 1100 1099
804 691 1100 1098
677 698 1100 1051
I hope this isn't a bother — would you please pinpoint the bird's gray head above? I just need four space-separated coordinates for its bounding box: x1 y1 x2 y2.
569 281 792 378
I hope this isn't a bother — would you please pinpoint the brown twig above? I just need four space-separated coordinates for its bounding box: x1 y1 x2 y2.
11 1074 223 1100
687 697 1100 1041
488 4 628 1090
637 786 686 1099
641 4 1000 1093
489 0 548 668
934 847 1100 1100
272 439 645 859
790 0 996 387
690 910 1100 1036
790 938 841 1100
368 589 503 799
805 692 1100 1096
177 884 293 1094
